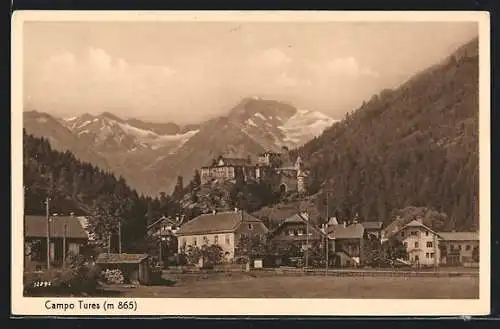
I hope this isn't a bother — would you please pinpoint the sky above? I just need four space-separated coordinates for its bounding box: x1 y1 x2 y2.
23 20 478 124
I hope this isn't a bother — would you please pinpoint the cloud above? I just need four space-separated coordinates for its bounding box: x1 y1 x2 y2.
28 47 176 114
324 56 379 78
256 48 292 67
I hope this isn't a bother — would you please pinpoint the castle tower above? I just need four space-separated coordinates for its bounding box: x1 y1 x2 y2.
295 156 305 193
294 156 303 170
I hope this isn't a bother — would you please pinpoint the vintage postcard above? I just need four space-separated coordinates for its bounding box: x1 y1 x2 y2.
11 10 490 316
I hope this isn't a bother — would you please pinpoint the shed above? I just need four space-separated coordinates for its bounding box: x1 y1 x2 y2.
95 253 151 285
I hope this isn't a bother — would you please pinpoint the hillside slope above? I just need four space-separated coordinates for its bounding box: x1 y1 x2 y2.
295 37 479 231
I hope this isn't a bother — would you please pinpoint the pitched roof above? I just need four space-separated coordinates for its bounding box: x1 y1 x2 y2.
270 213 324 238
328 223 365 239
176 211 266 236
387 220 441 239
95 253 149 264
360 221 383 230
402 220 438 233
25 215 88 239
283 213 308 224
382 217 429 239
438 231 479 241
147 216 178 231
218 157 248 166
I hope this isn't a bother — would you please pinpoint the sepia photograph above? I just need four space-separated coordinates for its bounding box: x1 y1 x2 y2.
11 11 490 316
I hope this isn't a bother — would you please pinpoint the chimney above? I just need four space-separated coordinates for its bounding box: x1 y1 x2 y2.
343 222 346 228
234 207 238 213
212 209 216 215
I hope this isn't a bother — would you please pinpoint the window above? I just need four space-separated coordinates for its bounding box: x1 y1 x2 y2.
411 231 417 236
430 253 435 259
414 242 419 248
293 229 298 236
297 229 304 236
466 245 471 251
426 253 430 258
288 230 294 236
248 224 253 230
214 235 218 244
401 231 405 238
458 245 462 250
425 231 429 236
193 237 197 246
203 236 208 244
403 242 408 248
225 235 231 245
426 242 433 248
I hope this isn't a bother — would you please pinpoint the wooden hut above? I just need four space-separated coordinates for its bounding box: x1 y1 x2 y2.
95 253 151 285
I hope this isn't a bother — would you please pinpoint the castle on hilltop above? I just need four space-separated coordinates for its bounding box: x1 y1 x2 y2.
200 149 306 194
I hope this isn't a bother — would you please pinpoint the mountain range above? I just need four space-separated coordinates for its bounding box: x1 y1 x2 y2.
23 98 336 195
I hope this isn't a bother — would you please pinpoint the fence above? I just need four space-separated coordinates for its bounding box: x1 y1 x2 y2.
256 267 479 278
162 265 478 278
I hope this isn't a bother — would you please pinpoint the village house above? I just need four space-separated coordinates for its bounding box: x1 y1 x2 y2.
146 215 182 265
360 221 384 239
146 215 182 238
327 222 367 267
175 209 268 262
268 212 325 255
437 231 479 266
382 217 442 267
200 155 255 184
24 214 89 267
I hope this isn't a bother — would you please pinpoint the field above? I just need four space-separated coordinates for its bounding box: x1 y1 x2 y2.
104 273 479 299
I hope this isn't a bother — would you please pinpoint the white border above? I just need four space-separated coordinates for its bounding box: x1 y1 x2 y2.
11 11 491 316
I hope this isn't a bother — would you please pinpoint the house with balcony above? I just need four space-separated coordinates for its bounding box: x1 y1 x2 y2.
382 217 442 267
268 212 324 255
360 221 384 239
437 231 479 267
327 222 367 267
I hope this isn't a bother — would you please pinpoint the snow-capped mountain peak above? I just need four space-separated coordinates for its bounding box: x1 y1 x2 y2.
278 109 337 145
61 113 199 153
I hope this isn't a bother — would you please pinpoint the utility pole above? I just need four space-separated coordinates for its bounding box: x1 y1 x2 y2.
63 217 67 267
107 233 111 255
305 212 309 270
434 231 438 271
45 197 51 270
118 221 122 254
325 191 329 276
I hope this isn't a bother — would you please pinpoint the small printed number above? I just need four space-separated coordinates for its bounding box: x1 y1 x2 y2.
118 301 134 310
33 281 52 287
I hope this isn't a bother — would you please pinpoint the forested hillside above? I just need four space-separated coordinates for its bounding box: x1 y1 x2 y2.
293 38 479 231
23 130 185 251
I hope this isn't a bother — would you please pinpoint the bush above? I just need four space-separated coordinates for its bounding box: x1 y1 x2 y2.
101 269 125 284
23 254 100 295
